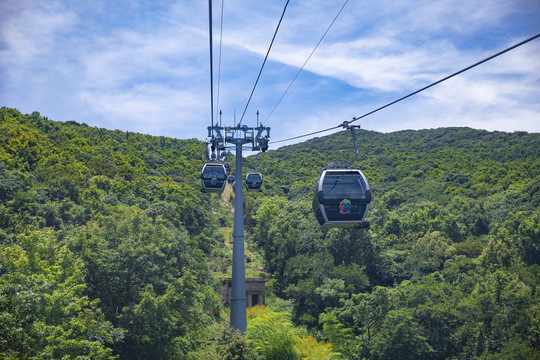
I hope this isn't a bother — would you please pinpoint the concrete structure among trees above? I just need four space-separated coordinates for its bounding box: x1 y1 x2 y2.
221 278 267 307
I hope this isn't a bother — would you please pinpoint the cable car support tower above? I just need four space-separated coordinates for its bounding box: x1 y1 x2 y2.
207 124 270 332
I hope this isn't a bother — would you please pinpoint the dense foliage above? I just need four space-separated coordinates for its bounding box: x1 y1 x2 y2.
1 107 538 359
0 108 227 359
244 127 539 359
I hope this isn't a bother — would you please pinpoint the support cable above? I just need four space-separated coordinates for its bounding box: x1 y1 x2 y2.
208 0 214 129
238 0 290 126
216 0 225 119
346 32 540 127
263 0 349 125
272 32 540 145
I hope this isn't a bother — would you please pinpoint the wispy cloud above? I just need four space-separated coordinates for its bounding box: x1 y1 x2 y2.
0 1 76 64
1 0 538 147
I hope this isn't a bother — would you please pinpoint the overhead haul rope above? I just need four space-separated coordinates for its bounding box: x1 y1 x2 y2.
272 32 540 145
215 0 225 122
263 0 350 126
238 0 290 126
208 0 215 129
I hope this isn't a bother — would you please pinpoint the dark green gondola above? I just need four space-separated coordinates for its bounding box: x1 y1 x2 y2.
312 124 371 228
245 171 263 192
201 163 227 192
313 168 370 228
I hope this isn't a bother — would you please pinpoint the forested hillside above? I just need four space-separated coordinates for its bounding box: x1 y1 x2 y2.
1 107 539 359
244 127 539 359
0 108 232 359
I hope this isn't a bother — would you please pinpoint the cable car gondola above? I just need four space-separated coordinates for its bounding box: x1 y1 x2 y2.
312 168 371 228
245 171 263 192
312 123 371 228
201 162 227 192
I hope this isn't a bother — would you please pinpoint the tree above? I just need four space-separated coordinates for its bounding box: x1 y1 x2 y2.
246 311 299 360
117 275 217 359
66 206 219 358
336 287 395 359
492 210 539 266
402 231 454 278
0 229 122 359
371 309 434 360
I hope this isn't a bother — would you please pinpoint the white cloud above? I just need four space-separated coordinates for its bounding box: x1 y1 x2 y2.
1 0 538 146
219 0 528 95
79 83 207 136
0 1 76 64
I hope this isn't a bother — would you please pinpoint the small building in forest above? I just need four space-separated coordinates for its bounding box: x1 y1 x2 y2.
221 278 267 307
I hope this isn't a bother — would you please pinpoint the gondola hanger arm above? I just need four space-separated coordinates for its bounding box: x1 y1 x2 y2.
327 121 360 168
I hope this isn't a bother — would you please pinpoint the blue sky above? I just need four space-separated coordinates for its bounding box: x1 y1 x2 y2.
1 0 539 150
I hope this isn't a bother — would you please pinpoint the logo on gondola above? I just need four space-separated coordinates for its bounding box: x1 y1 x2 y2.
211 177 217 185
339 199 351 214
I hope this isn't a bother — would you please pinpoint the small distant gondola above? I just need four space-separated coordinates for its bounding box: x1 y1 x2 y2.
245 172 263 192
312 168 371 228
201 162 227 192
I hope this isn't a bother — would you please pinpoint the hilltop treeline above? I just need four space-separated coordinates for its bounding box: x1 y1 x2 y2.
1 107 539 359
